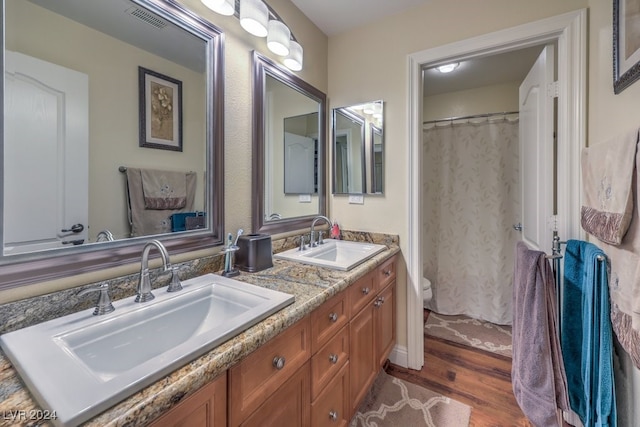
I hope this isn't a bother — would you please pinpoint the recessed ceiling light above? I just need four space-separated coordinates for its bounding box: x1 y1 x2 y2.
436 63 459 73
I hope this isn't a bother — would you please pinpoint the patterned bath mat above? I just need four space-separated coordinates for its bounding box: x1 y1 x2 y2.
425 312 512 357
350 371 471 427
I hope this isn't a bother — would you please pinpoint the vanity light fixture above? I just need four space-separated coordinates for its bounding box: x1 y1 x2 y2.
201 0 235 16
267 20 291 56
203 0 304 70
283 40 303 71
363 103 375 114
436 62 459 73
240 0 269 37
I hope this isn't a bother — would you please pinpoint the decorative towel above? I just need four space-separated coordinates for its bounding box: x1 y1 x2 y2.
580 128 639 245
140 168 187 210
512 241 569 427
561 240 617 427
125 168 196 237
588 132 640 370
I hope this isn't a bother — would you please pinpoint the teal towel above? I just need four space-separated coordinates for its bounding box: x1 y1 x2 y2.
562 240 617 427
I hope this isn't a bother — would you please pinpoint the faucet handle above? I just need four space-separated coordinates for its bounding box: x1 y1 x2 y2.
167 266 183 293
78 283 115 316
298 235 307 251
318 231 325 245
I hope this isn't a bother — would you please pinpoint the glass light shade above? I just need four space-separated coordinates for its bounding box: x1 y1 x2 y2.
363 104 375 114
267 20 291 56
201 0 235 16
283 40 303 71
240 0 269 37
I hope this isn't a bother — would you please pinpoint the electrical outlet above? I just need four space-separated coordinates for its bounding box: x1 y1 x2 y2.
348 194 364 204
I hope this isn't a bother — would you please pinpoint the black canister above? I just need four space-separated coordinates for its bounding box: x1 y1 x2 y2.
235 234 273 272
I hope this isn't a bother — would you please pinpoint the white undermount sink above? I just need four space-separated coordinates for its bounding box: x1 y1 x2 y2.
0 274 294 427
273 239 386 271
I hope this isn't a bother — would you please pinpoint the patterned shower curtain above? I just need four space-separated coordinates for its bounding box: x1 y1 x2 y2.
422 118 520 325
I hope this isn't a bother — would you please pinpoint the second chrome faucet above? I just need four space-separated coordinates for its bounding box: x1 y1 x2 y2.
136 239 182 303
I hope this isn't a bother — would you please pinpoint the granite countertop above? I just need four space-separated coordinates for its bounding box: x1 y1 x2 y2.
0 239 399 427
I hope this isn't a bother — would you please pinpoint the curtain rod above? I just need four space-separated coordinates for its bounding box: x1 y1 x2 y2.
422 110 519 125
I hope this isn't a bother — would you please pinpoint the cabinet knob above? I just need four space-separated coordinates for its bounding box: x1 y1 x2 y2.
361 287 370 295
328 353 338 364
328 312 338 323
329 410 338 421
272 356 286 370
374 297 384 308
384 269 392 276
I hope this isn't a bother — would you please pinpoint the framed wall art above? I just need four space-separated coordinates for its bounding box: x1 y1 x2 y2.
614 0 640 93
139 66 183 151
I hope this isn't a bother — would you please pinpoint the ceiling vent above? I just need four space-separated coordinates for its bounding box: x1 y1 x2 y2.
126 7 167 29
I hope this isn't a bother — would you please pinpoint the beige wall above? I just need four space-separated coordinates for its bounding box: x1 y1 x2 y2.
423 82 520 122
327 0 585 355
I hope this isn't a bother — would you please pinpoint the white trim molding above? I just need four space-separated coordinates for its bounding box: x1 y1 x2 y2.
406 9 587 370
389 344 408 368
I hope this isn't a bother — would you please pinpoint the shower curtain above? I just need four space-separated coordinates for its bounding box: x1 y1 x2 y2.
422 118 520 325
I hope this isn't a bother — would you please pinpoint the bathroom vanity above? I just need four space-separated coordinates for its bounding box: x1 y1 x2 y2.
0 234 399 427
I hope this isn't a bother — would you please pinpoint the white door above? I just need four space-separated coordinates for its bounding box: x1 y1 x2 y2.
4 51 89 254
284 132 315 194
519 45 555 253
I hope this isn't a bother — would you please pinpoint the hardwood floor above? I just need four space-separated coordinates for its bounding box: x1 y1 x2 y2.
386 311 532 427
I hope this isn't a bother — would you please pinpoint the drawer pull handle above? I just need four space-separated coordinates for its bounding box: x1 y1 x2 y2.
328 312 338 323
329 410 338 421
362 287 370 295
329 353 339 364
272 356 286 370
384 269 392 276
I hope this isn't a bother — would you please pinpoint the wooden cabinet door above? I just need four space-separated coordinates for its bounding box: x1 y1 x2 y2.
311 362 350 427
375 281 396 366
240 363 311 427
349 303 376 416
149 373 226 427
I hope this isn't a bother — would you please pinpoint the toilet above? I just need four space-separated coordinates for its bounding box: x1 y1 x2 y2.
423 277 432 307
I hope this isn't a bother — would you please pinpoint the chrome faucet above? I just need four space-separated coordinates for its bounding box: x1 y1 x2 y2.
309 216 332 247
136 240 182 302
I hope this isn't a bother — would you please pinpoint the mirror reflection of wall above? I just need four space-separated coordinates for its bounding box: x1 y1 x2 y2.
332 100 383 195
264 75 321 222
4 0 210 255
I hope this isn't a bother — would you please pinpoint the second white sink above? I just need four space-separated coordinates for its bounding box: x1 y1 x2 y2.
274 239 386 271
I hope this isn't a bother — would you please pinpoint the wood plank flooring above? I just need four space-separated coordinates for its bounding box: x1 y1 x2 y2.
386 310 532 426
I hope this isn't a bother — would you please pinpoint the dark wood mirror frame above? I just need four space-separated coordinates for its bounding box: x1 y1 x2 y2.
251 52 327 234
0 0 225 291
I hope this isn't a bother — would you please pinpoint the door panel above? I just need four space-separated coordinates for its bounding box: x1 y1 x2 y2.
519 45 555 253
4 51 89 254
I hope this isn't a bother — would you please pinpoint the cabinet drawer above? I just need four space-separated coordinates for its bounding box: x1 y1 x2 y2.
311 362 350 427
349 271 376 316
311 291 349 354
240 363 310 427
311 325 349 400
229 317 311 426
377 255 397 291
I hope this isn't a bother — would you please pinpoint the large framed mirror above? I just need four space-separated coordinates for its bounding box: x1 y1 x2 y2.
252 52 327 234
331 100 384 195
0 0 224 290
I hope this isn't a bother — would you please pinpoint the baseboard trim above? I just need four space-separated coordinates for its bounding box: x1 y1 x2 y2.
389 344 408 368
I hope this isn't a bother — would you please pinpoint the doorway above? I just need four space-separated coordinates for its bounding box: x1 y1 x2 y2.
404 10 587 371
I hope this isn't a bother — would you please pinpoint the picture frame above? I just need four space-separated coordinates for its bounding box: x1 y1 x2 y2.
613 0 640 94
139 66 183 151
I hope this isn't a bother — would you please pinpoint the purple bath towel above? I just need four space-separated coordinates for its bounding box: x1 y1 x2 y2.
512 241 570 427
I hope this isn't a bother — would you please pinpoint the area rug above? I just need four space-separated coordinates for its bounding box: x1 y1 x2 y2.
425 312 512 357
350 371 471 427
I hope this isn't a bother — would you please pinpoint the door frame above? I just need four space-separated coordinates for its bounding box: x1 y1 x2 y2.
405 9 587 370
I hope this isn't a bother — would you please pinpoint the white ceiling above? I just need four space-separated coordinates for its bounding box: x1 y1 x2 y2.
290 0 431 36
